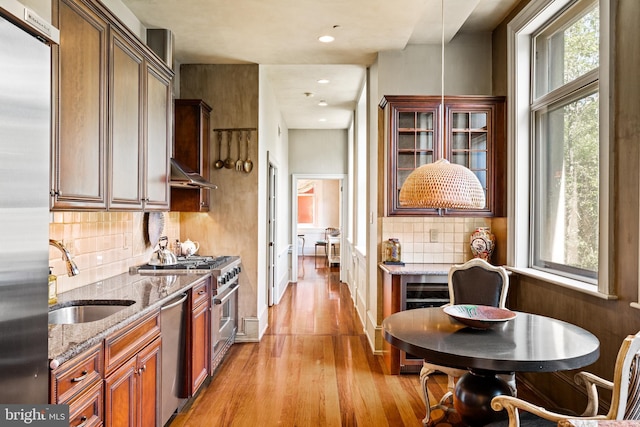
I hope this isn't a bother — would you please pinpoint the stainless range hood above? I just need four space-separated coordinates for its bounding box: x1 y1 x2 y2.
170 158 217 189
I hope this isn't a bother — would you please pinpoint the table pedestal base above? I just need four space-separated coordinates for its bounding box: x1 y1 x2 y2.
454 370 513 426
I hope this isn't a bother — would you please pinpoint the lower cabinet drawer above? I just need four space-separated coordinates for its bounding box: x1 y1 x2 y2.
51 343 103 404
104 310 160 375
68 380 103 427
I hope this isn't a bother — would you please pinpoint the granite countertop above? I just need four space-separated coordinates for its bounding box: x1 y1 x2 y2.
378 262 452 275
48 270 211 367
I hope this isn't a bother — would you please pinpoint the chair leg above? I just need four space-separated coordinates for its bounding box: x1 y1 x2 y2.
420 364 437 427
421 363 460 427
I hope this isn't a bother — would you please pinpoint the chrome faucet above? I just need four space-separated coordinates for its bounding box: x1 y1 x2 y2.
49 239 80 276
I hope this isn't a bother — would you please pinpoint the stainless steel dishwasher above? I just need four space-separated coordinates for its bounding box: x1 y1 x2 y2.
160 292 188 426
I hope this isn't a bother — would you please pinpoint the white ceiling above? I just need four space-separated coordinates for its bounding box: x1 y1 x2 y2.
120 0 521 129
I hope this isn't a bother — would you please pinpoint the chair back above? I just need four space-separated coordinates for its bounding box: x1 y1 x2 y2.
448 258 509 308
608 332 640 419
326 227 340 238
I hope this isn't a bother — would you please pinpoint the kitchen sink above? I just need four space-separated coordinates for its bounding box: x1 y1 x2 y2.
48 300 136 324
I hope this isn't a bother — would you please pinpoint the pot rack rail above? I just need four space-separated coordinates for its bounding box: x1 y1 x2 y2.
213 127 256 132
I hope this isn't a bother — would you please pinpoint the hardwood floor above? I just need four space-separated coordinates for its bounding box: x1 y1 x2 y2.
169 256 451 427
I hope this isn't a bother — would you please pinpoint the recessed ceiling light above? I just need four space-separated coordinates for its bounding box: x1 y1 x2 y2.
318 118 327 122
318 35 334 43
317 79 330 84
318 100 328 107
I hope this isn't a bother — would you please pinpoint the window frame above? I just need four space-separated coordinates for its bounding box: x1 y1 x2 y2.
506 0 614 298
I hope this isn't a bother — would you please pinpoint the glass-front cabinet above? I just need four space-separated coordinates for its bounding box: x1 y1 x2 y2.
380 95 506 216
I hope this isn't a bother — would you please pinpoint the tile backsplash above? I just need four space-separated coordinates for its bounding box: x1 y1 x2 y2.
49 212 180 293
380 216 492 264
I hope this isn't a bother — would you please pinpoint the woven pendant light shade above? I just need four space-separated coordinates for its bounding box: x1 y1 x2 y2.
399 159 486 209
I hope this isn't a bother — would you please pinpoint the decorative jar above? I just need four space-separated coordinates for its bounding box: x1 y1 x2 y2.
382 238 402 264
470 227 495 262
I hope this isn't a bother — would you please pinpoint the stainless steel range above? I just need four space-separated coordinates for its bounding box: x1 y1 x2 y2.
137 255 241 373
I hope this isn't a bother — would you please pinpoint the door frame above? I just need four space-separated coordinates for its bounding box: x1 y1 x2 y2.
291 173 348 282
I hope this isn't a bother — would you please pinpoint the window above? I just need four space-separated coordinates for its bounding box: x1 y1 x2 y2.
508 0 611 296
532 2 600 281
297 181 315 225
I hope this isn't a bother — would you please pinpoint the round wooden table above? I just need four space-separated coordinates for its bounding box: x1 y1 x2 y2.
382 307 600 426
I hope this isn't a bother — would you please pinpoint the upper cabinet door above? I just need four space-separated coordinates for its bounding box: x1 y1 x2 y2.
445 100 505 217
108 28 144 210
51 0 108 209
143 63 172 211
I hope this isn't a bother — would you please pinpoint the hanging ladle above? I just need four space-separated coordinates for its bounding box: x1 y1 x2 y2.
224 130 234 169
214 131 224 169
243 130 253 173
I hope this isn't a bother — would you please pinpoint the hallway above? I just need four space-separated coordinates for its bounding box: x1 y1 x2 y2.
170 256 438 426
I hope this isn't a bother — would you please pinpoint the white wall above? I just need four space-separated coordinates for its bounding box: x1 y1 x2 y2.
258 67 290 319
289 129 348 175
377 33 493 96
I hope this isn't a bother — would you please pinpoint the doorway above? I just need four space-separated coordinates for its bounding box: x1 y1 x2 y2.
291 174 347 282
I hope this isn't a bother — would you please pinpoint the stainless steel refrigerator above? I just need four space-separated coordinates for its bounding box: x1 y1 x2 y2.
0 0 59 403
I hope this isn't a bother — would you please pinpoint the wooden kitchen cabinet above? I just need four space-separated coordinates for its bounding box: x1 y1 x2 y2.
52 0 173 212
379 95 506 217
108 30 171 211
104 337 160 427
50 343 104 427
104 310 161 427
188 276 210 395
171 99 213 212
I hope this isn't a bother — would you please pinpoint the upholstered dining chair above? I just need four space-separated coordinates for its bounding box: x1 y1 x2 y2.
490 331 640 427
420 258 511 426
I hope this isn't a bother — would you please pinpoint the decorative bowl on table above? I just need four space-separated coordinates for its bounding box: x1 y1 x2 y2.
443 304 516 329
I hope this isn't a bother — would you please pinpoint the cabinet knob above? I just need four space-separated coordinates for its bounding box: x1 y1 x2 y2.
75 415 88 427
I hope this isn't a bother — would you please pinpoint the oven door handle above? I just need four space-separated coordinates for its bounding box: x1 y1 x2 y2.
213 283 239 305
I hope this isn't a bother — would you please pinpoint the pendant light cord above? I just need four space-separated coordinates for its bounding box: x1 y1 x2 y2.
440 0 445 151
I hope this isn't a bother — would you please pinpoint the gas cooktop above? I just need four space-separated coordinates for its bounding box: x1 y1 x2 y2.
137 255 239 272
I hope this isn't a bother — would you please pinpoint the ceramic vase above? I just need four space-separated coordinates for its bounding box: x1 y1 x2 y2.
470 227 495 262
